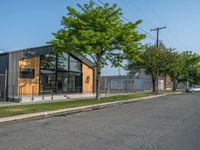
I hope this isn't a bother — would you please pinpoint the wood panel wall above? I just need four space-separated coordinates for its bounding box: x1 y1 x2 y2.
18 57 40 96
82 63 94 93
8 51 24 96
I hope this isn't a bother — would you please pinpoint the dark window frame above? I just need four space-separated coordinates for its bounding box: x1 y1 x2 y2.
39 69 56 94
39 53 83 94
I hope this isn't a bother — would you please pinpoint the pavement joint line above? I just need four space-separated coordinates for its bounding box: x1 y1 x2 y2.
0 92 181 124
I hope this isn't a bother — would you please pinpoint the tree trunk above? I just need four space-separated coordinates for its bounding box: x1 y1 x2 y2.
173 80 176 91
164 75 167 90
95 60 101 100
151 75 156 93
155 68 159 94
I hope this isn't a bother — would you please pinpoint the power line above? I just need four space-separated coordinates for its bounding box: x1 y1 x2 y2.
144 0 186 50
120 15 156 40
143 0 177 46
129 0 176 48
128 0 155 28
94 0 156 40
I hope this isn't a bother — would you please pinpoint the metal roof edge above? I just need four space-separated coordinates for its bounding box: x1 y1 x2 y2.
1 44 95 68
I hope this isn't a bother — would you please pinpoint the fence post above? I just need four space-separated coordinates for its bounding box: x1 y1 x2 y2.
108 79 110 94
51 89 53 100
42 85 44 100
31 86 34 101
118 79 120 94
4 70 7 101
19 86 22 102
13 85 15 101
42 91 44 100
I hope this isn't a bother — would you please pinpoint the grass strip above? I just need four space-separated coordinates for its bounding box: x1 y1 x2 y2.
0 93 155 118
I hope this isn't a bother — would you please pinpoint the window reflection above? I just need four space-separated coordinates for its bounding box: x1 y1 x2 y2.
69 73 82 93
39 53 82 94
40 54 56 70
69 56 81 72
57 72 69 93
58 53 69 71
40 70 56 94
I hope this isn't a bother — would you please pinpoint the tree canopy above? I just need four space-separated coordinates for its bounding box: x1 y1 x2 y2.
127 44 200 92
49 1 145 99
126 44 173 93
180 51 200 85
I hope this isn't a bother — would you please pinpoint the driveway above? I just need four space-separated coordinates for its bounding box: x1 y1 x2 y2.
0 93 200 150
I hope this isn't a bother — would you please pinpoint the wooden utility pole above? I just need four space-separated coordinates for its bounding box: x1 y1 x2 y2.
150 26 166 94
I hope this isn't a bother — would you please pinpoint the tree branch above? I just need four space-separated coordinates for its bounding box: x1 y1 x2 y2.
90 55 97 64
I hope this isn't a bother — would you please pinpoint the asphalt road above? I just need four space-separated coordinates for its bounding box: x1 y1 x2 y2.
0 93 200 150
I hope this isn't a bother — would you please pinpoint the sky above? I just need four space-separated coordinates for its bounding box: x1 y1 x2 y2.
1 0 200 76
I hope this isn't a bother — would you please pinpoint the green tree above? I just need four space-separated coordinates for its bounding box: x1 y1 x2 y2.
162 51 200 90
163 51 183 91
49 1 145 100
193 65 200 84
180 51 200 86
126 44 172 93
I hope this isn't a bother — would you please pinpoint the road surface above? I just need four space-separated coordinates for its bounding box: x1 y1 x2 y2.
0 93 200 150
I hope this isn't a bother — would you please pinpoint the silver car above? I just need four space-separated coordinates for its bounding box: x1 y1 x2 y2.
186 85 200 93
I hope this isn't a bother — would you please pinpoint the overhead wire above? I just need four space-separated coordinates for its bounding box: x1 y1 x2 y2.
127 0 173 47
94 0 157 41
143 0 187 50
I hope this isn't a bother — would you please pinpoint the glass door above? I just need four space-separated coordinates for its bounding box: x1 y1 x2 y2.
57 72 69 93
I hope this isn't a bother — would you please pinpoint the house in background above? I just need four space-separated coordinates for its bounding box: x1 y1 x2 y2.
135 69 173 90
0 45 95 102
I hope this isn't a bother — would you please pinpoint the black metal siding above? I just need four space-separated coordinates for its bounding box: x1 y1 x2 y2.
0 54 8 74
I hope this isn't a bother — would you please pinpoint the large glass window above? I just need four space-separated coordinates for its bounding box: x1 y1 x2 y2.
69 56 81 72
40 54 56 70
57 72 69 93
40 70 56 94
68 73 82 93
57 53 69 71
39 53 83 94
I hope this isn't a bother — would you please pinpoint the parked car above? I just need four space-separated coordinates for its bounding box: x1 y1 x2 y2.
186 85 200 93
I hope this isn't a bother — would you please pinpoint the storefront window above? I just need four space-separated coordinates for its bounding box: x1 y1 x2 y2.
40 70 56 94
69 56 81 72
40 54 56 70
57 53 69 71
57 72 69 93
68 73 82 93
39 53 83 94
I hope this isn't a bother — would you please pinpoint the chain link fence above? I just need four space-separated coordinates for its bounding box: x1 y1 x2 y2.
100 76 166 94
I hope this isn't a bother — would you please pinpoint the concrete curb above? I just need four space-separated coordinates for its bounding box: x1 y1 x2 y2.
0 92 181 124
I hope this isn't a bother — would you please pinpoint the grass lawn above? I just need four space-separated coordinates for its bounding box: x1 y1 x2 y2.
0 92 156 118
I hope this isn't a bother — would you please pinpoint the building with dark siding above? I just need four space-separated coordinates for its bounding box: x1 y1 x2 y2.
0 45 95 101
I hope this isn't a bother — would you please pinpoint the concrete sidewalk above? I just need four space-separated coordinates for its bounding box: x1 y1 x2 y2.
20 91 152 103
0 92 145 107
0 92 181 124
